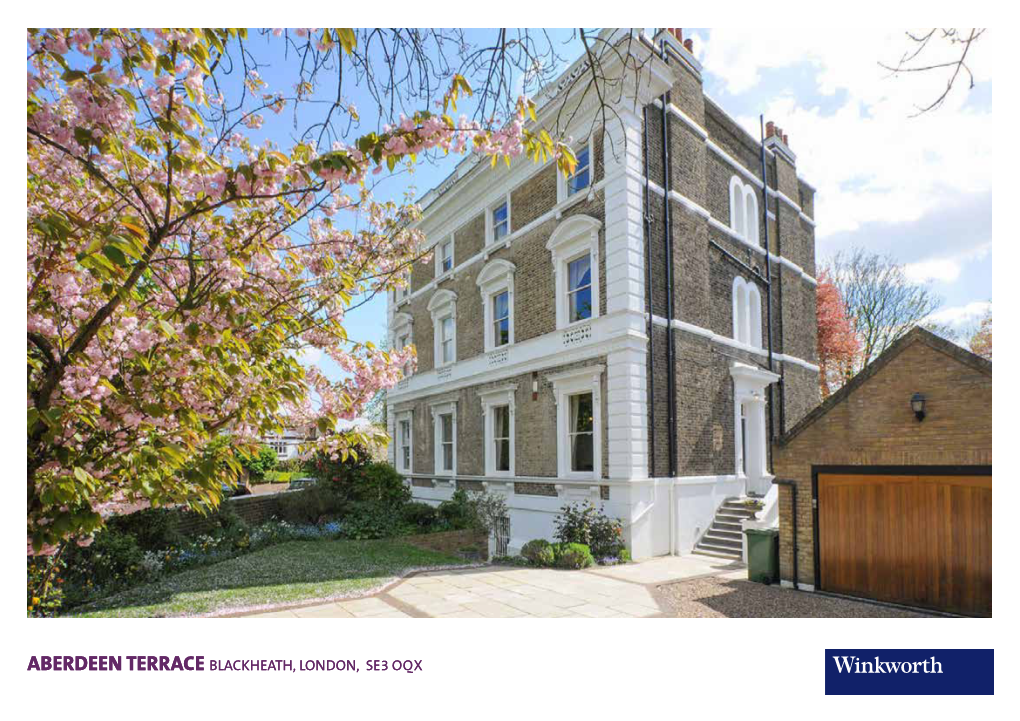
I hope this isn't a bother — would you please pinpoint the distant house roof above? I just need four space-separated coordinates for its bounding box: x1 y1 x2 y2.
778 326 992 447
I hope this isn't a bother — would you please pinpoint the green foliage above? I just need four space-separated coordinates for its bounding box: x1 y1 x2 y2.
340 502 406 540
27 554 66 617
521 539 555 567
240 444 278 479
105 507 182 550
276 483 346 525
553 501 626 560
553 542 594 570
401 502 440 532
437 490 476 530
63 530 145 599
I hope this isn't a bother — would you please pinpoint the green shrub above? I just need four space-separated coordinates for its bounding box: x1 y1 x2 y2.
105 507 182 551
618 548 632 564
438 489 476 530
554 542 594 570
341 501 405 540
356 463 412 506
276 483 345 524
554 501 626 559
521 539 555 566
240 444 278 480
63 530 145 593
402 502 440 532
27 554 66 617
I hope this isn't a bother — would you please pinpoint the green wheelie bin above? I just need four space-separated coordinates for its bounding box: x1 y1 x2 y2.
744 528 779 584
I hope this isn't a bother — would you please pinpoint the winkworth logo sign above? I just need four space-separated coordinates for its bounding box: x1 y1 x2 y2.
825 649 993 695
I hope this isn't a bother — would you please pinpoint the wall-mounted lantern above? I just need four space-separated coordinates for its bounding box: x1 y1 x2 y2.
911 392 926 422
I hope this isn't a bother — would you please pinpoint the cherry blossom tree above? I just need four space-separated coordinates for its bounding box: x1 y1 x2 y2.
27 28 581 550
816 270 859 397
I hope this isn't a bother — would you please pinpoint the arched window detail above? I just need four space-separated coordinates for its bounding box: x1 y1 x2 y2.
729 176 746 239
732 277 763 349
730 175 762 247
427 288 458 367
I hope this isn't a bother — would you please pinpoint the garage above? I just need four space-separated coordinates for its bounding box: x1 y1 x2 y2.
815 469 991 616
771 328 992 616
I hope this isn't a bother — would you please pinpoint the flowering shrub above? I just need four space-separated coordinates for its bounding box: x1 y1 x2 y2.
553 501 626 560
27 554 66 618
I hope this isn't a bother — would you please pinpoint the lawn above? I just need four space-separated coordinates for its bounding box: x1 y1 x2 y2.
67 539 464 618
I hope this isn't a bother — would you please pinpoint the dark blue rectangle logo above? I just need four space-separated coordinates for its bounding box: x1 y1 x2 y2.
825 649 993 695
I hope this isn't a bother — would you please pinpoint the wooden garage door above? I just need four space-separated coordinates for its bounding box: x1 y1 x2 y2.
817 473 991 616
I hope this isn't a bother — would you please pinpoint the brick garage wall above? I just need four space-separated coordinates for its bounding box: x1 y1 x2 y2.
402 528 488 558
772 333 992 588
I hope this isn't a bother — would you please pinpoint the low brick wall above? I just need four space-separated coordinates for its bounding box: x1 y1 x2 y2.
175 491 292 536
402 529 487 559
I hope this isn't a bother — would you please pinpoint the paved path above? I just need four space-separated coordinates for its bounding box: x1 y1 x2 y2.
244 554 745 618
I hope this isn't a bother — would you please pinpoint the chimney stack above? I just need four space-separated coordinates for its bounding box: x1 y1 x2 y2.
766 121 776 138
683 38 694 53
668 28 683 43
783 133 789 145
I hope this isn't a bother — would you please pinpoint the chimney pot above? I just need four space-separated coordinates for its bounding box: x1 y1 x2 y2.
766 121 775 138
783 133 789 145
683 38 694 53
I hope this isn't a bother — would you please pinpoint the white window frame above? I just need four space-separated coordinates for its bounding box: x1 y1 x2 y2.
485 193 511 245
557 137 594 203
549 365 603 480
427 289 458 367
395 410 413 474
391 311 414 377
546 214 602 330
430 399 457 477
435 236 454 279
729 175 760 246
731 277 763 349
476 258 516 352
480 384 516 477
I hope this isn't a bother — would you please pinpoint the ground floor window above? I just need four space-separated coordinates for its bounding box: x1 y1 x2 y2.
493 405 510 472
439 413 454 471
480 384 517 477
569 392 594 472
398 416 412 472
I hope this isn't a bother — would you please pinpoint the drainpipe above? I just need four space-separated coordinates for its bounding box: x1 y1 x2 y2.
772 478 798 589
758 115 776 472
642 106 656 479
659 42 678 480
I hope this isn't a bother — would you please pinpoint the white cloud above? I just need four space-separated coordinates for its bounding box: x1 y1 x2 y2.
293 345 322 366
696 29 992 239
925 300 991 328
903 242 991 283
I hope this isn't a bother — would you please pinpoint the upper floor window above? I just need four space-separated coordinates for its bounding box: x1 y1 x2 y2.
486 195 511 245
391 311 413 376
492 200 509 241
558 139 593 202
729 175 760 246
546 215 602 329
480 384 516 477
476 258 516 352
567 255 592 323
427 289 458 367
732 276 763 348
436 237 454 278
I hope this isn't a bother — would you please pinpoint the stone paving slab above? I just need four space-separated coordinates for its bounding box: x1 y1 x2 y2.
243 554 744 618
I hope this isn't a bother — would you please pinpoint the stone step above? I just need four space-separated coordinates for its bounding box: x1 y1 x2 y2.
716 512 753 524
695 539 743 555
691 548 742 561
712 520 743 533
700 533 742 549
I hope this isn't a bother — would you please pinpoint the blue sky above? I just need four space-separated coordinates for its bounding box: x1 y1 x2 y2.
248 29 992 381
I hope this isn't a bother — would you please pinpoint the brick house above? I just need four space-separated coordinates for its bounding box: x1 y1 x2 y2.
772 327 992 615
386 29 820 559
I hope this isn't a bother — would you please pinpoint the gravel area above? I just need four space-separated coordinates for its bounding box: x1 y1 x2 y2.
659 576 930 618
